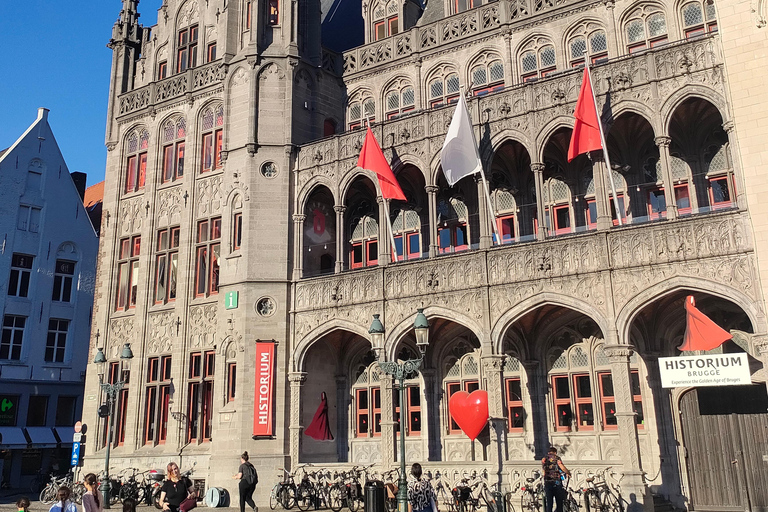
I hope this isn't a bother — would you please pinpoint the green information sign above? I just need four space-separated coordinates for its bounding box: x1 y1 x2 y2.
0 395 19 426
225 291 239 310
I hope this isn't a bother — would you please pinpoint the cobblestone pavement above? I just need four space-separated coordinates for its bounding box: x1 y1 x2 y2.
0 494 249 512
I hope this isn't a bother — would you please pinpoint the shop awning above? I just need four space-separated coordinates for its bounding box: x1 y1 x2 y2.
0 427 28 448
52 427 72 445
26 427 58 447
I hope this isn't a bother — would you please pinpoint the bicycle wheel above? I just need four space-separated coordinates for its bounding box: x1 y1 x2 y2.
119 484 135 502
270 484 282 510
588 492 601 512
564 495 578 512
40 484 57 505
72 483 86 504
479 488 494 512
281 485 296 510
348 485 361 512
503 492 515 512
327 484 344 512
520 493 535 512
603 492 623 512
295 482 313 512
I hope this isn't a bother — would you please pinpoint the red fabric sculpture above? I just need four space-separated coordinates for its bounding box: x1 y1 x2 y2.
304 391 334 441
678 295 732 351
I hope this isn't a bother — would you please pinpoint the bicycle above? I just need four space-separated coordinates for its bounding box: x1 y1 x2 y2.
118 468 146 503
427 470 455 512
270 468 297 510
519 473 543 512
582 468 623 512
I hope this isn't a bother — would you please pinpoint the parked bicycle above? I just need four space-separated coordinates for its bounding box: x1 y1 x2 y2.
519 472 543 512
581 468 623 512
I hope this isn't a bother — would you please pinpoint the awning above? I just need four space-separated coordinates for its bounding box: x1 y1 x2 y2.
52 427 72 445
26 427 58 447
0 427 28 448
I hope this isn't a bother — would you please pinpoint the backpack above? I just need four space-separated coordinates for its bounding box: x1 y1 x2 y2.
244 463 258 485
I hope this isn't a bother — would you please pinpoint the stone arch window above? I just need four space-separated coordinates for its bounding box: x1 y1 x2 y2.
624 7 668 53
176 24 199 72
384 79 415 119
502 354 525 433
161 117 186 183
444 351 481 434
543 177 572 235
372 0 399 40
225 344 238 403
567 28 608 67
124 128 149 194
548 341 645 433
492 189 518 244
704 143 736 209
427 66 460 108
607 170 629 225
470 55 505 96
348 93 376 130
231 195 244 252
350 214 379 268
391 207 421 260
582 173 598 229
519 38 556 82
644 155 693 217
201 105 224 173
352 361 383 437
437 196 469 253
681 0 717 38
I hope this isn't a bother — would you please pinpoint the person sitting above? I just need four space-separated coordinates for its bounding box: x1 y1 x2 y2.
159 463 197 512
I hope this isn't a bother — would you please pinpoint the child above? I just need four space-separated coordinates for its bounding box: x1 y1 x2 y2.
17 497 31 512
48 487 78 512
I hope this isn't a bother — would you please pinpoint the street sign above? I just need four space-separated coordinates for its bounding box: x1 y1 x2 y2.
70 442 81 467
74 421 82 433
0 395 18 426
73 433 82 442
225 291 239 310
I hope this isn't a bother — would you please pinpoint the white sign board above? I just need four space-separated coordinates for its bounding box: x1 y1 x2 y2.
659 353 751 388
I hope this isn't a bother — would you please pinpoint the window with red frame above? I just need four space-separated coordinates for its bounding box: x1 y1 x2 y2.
269 0 279 24
144 355 172 445
116 236 141 311
598 370 644 429
428 73 460 108
348 98 375 130
201 106 224 172
355 387 382 437
520 45 556 82
675 184 691 215
682 0 717 38
585 200 597 229
246 1 252 29
106 362 129 447
394 385 421 436
471 59 504 97
438 224 468 254
573 374 594 430
394 232 420 261
505 378 524 433
233 212 243 251
625 13 667 53
207 43 217 62
552 205 571 234
161 118 186 184
177 25 198 72
385 86 415 119
709 176 732 209
568 30 608 67
349 215 378 269
158 61 168 80
446 380 479 433
227 362 237 402
609 195 626 226
630 370 644 427
497 215 515 244
647 188 666 220
323 119 337 136
552 375 572 432
154 227 179 305
124 131 148 194
187 350 215 442
453 0 475 14
195 218 221 297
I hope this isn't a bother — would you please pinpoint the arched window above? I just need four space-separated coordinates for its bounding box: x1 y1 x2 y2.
437 196 469 253
232 195 244 252
352 362 382 438
520 41 556 82
201 105 224 173
124 129 149 194
492 189 518 244
625 9 668 53
548 342 644 432
177 24 199 72
470 57 505 96
350 214 378 268
705 143 735 210
428 68 460 108
681 0 717 37
568 29 608 67
372 0 399 40
323 118 338 137
543 177 572 235
444 351 481 434
348 95 376 130
392 208 421 260
643 155 693 218
161 117 186 183
384 82 415 119
502 355 525 433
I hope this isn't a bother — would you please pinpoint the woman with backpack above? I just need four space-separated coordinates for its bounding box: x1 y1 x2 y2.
233 451 257 512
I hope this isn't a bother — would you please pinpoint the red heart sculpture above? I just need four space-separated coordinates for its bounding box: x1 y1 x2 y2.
449 390 489 440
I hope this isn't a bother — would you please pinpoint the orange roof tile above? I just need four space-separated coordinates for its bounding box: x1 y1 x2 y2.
84 181 104 208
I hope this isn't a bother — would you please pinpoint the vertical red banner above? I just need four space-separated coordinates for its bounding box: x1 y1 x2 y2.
253 342 276 437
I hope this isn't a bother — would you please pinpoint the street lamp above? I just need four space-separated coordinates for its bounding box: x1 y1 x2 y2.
94 343 134 509
369 309 430 512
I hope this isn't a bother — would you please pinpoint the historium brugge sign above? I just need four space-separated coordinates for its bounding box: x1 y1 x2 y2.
659 353 751 388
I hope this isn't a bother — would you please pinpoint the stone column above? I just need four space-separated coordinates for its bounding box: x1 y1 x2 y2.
754 334 768 396
531 163 547 240
380 374 397 465
655 136 678 220
603 340 652 511
334 205 346 273
419 369 435 461
288 372 307 468
292 214 305 280
425 186 439 257
335 375 349 462
522 361 548 458
476 175 493 249
592 155 612 230
723 121 747 210
378 197 391 265
482 355 507 466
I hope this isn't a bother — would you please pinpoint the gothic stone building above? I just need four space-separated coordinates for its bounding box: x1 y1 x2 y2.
82 0 768 509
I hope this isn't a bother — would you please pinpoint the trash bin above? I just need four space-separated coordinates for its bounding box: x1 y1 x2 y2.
364 480 386 512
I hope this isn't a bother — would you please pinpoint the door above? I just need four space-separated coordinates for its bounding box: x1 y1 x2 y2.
680 385 768 511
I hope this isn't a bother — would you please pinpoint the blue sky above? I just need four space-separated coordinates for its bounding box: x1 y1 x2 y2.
0 1 163 187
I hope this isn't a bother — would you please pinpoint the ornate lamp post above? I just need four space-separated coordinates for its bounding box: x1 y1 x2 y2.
93 343 134 509
369 309 430 512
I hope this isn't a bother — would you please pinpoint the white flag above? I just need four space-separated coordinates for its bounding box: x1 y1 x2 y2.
441 93 482 187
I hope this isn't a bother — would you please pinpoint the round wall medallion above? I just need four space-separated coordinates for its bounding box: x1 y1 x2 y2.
261 162 279 179
256 297 277 317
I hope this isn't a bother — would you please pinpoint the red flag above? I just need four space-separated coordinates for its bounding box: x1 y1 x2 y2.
357 126 406 200
567 67 603 162
304 391 334 441
678 295 732 351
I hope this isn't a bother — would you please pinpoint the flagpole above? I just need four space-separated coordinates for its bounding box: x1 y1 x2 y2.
585 63 623 226
366 116 401 262
461 87 501 245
